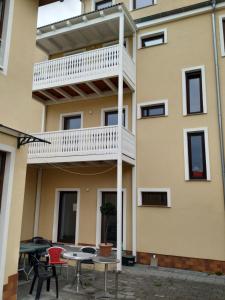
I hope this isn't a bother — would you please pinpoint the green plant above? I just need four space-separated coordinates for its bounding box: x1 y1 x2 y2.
100 202 116 245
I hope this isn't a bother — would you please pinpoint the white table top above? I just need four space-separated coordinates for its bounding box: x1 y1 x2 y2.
63 251 96 261
93 257 120 264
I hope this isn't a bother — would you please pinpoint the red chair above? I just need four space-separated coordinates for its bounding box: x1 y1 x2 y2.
47 247 68 279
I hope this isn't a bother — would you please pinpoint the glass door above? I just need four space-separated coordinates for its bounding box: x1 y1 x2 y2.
100 191 123 248
57 191 77 244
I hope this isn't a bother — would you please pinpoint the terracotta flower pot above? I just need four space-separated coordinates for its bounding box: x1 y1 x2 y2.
99 243 113 257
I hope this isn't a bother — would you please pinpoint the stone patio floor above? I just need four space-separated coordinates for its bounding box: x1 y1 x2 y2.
17 264 225 300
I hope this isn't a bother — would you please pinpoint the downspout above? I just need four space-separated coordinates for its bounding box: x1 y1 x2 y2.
211 0 225 205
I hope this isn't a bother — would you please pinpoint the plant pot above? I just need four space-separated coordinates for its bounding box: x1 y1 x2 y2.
99 243 113 257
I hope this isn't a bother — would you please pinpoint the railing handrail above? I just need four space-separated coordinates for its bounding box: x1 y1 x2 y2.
34 44 120 68
31 125 119 136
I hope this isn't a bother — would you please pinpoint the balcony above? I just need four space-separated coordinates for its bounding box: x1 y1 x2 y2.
28 126 135 164
33 45 135 104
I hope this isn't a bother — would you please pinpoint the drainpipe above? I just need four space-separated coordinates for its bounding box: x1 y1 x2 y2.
211 0 225 205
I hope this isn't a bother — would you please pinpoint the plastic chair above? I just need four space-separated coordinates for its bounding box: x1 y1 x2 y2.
80 246 96 264
47 247 68 279
29 255 58 300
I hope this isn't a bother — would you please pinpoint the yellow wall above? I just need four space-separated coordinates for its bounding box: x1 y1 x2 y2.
26 164 132 250
0 0 41 285
45 94 132 131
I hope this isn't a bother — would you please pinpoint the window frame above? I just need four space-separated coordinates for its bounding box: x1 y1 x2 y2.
131 0 157 11
137 100 168 119
0 0 14 74
59 112 83 130
137 188 171 207
219 15 225 57
183 128 211 181
138 29 167 49
182 66 207 116
101 106 129 129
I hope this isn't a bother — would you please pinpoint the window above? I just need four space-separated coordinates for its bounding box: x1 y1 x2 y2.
63 115 82 130
219 15 225 56
137 100 168 119
138 188 171 207
102 107 127 127
0 0 13 72
0 151 6 211
184 128 210 181
186 70 203 114
133 0 154 10
0 0 5 44
95 0 112 10
139 29 167 49
182 66 207 115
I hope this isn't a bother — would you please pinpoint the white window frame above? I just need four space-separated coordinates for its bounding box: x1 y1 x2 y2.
101 105 129 129
182 65 207 116
138 28 167 49
91 0 115 11
0 144 15 299
96 188 127 250
183 127 211 181
52 188 80 246
137 99 168 119
0 0 14 74
137 188 171 207
129 0 157 11
59 112 84 130
219 14 225 57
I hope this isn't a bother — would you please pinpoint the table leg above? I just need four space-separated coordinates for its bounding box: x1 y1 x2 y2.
76 260 80 293
104 264 108 293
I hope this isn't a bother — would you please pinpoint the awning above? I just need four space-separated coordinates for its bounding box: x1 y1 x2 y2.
0 124 51 149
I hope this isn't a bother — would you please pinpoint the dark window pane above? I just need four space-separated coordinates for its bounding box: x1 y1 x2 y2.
188 132 207 180
223 20 225 47
186 70 203 114
142 34 164 48
57 191 77 244
95 0 112 10
134 0 153 9
141 192 168 206
0 151 6 211
141 104 165 118
105 109 126 127
0 0 5 41
64 115 81 130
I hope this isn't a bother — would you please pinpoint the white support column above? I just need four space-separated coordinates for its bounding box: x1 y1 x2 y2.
117 13 124 271
33 168 42 236
131 32 137 258
41 105 46 133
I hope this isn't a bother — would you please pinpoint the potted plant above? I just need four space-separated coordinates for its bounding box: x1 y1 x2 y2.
99 201 116 257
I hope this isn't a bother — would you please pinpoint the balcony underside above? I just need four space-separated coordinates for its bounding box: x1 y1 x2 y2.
33 76 131 105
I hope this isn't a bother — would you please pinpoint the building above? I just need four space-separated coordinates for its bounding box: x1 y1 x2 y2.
21 0 225 277
0 0 60 299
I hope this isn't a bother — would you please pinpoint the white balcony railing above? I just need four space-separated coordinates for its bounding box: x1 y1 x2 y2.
33 45 120 90
33 45 135 91
28 126 135 163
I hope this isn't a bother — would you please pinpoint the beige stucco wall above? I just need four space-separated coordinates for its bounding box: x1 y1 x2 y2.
45 94 132 132
0 0 42 286
26 164 132 250
135 11 225 260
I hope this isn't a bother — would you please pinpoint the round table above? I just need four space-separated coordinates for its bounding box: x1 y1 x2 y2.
63 251 96 293
93 257 120 298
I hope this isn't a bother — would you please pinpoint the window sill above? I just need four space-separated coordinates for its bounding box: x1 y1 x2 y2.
138 42 166 50
139 115 167 119
138 205 171 208
185 179 211 182
183 112 207 116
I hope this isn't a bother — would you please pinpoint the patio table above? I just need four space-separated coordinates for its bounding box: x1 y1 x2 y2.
93 256 120 298
63 251 96 293
19 242 50 280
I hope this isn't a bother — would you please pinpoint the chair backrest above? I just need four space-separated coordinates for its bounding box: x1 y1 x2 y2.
32 236 52 246
81 246 96 254
47 247 65 264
